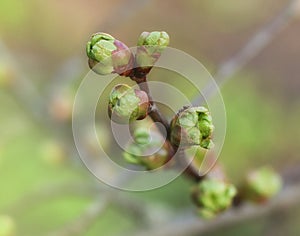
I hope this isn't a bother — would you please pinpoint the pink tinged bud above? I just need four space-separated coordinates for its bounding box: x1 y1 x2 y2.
135 31 170 77
108 84 149 123
86 32 134 76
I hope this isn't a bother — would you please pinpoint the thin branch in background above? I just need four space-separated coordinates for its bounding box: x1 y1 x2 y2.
0 42 46 121
44 171 143 236
47 197 110 236
47 193 150 236
193 0 300 105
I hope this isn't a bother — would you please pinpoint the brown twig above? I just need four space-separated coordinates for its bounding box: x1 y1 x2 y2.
132 76 170 133
131 73 204 181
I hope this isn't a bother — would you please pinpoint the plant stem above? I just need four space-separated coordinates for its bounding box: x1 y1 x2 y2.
132 76 170 137
131 74 204 181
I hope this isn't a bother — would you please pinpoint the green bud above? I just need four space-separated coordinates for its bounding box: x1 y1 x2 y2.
244 166 282 203
123 127 169 170
86 32 134 76
108 84 149 123
137 31 170 49
135 31 170 77
192 179 237 219
0 215 16 236
133 127 151 145
170 107 214 149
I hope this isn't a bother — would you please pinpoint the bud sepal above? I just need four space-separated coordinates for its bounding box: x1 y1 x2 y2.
192 179 237 219
123 127 170 170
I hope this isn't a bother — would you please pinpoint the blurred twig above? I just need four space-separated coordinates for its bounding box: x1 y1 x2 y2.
193 0 300 105
47 198 109 236
48 192 175 236
0 42 46 121
45 172 142 236
135 163 300 236
47 191 149 236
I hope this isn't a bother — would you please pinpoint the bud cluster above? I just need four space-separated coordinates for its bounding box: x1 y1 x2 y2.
123 127 170 170
192 179 237 219
170 106 214 149
108 84 149 123
84 31 283 218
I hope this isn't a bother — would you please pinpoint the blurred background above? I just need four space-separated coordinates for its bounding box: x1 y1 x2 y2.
0 0 300 235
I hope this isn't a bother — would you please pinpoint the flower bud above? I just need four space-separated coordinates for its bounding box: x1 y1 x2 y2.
108 84 149 123
0 215 16 236
192 179 237 219
244 166 282 203
123 127 169 170
135 31 170 77
170 106 214 149
86 33 134 76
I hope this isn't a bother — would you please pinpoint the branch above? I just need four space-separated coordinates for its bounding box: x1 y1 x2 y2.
135 162 300 236
193 0 300 105
132 74 203 181
129 0 300 181
135 182 300 236
134 76 170 135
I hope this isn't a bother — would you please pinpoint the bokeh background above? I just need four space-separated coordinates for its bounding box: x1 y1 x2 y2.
0 0 300 235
